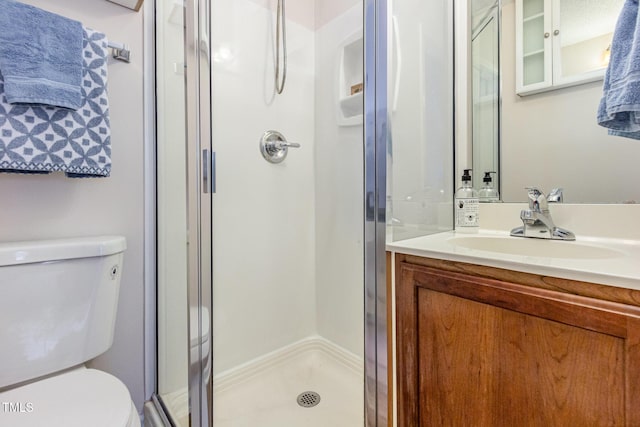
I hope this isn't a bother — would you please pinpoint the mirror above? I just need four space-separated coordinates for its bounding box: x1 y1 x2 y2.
469 0 640 204
471 0 500 199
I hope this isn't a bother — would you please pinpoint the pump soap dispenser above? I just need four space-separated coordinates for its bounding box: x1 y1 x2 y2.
479 171 500 202
455 169 479 233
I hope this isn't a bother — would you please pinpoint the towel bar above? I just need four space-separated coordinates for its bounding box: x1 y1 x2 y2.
107 41 131 63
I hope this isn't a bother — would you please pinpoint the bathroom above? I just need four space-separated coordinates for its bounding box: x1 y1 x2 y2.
0 0 638 426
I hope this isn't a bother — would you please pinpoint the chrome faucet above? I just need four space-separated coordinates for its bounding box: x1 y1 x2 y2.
510 187 575 240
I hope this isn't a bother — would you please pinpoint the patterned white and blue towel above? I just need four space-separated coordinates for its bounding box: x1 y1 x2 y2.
0 28 111 177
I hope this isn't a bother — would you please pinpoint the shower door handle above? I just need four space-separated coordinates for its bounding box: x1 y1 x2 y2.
202 149 216 194
365 191 375 221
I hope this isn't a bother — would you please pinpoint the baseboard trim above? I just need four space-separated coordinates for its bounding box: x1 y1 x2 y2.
213 335 363 394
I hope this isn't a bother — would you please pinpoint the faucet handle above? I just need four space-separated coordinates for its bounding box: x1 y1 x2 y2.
524 187 548 212
548 188 564 203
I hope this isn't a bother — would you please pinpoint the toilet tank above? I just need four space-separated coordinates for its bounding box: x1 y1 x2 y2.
0 236 126 388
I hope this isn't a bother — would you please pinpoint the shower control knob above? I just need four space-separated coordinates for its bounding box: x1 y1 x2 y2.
260 130 301 164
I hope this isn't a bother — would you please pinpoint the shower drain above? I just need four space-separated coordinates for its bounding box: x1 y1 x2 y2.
296 391 321 408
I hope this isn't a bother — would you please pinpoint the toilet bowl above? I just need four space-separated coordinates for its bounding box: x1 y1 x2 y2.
0 236 139 427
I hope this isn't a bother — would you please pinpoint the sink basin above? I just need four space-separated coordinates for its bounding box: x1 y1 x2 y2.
448 236 625 259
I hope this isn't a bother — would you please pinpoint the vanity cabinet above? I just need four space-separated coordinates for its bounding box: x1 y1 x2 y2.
515 0 619 95
395 254 640 426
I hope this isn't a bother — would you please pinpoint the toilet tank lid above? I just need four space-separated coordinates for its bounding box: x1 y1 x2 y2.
0 235 126 267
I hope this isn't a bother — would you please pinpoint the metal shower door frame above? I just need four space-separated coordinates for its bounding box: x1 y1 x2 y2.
364 0 389 426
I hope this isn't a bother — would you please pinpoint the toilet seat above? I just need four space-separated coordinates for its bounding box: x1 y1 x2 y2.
0 367 140 427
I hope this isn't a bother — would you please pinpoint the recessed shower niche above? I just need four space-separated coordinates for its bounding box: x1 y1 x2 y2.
338 31 364 126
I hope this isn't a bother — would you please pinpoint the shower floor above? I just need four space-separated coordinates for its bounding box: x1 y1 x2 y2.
213 337 364 427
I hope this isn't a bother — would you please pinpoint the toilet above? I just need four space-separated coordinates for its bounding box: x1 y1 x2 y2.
0 236 140 427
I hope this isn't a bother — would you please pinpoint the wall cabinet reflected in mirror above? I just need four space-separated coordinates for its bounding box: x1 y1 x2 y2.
516 0 622 96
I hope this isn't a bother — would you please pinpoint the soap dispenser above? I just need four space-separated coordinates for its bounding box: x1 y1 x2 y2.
455 169 479 233
479 171 500 202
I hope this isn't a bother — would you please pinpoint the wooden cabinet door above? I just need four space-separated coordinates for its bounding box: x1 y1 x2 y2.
396 260 640 427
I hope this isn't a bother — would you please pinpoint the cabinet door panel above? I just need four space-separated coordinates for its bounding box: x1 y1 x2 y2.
417 289 497 426
495 299 624 425
396 261 640 427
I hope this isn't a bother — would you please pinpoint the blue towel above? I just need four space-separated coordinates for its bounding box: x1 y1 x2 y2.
0 28 111 177
597 0 640 139
0 0 83 110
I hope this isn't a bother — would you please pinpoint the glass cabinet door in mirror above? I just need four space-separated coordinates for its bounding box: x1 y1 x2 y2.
519 0 549 89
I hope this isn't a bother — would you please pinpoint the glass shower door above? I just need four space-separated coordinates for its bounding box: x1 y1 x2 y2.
155 0 212 425
155 0 190 424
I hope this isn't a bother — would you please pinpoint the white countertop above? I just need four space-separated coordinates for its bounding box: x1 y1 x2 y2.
387 230 640 291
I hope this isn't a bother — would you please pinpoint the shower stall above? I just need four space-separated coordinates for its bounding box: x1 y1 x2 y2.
150 0 453 425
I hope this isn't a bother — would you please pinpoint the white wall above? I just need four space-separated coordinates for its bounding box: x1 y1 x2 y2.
211 0 317 373
316 0 361 29
0 0 146 413
314 3 364 358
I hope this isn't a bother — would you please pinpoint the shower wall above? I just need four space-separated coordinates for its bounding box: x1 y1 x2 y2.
314 2 363 358
211 0 317 373
211 0 363 374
